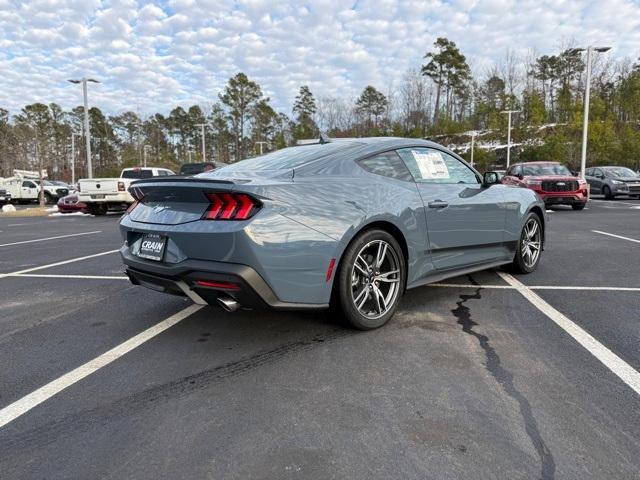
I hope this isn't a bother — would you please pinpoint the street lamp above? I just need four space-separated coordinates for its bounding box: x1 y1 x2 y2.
68 78 100 178
500 110 521 168
569 46 612 178
195 123 207 162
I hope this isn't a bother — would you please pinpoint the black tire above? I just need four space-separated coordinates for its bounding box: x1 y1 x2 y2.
86 203 107 215
335 229 406 330
572 203 585 210
44 192 54 205
512 212 543 274
602 185 613 200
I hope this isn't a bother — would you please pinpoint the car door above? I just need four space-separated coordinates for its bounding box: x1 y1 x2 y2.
591 168 604 193
21 180 38 200
397 147 507 272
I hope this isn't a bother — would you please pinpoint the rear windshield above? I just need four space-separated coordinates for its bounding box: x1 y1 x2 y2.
200 143 360 176
180 163 214 175
122 169 153 179
522 164 572 176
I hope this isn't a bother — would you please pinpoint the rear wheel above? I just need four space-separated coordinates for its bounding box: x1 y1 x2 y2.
603 185 613 200
572 203 586 210
336 229 405 330
512 213 542 274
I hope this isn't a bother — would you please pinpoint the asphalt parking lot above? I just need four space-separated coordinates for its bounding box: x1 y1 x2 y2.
1 198 639 480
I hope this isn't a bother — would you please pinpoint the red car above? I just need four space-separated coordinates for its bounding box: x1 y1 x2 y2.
502 161 588 210
57 194 86 213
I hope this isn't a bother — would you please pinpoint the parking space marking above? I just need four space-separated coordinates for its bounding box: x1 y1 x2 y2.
428 283 640 292
0 231 102 248
10 274 129 280
592 230 640 244
498 272 640 396
529 285 640 292
0 249 120 279
0 304 202 429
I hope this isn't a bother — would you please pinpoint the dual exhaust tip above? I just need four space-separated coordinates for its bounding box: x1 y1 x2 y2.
217 295 240 312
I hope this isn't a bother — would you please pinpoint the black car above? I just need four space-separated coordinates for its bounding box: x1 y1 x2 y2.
585 166 640 199
179 162 216 175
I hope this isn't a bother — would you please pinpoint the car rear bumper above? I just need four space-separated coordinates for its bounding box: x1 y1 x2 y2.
121 246 329 311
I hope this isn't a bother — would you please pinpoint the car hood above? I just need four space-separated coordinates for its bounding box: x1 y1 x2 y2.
610 175 640 182
523 175 579 182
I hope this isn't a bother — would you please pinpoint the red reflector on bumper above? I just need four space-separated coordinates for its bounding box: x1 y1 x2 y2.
195 280 241 291
326 258 336 282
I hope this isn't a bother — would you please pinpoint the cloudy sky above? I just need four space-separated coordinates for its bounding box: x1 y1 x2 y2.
1 0 639 116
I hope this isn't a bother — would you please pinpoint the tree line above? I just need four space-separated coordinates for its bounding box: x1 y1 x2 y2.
1 37 639 180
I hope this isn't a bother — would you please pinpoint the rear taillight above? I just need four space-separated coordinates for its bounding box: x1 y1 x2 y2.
118 181 126 192
203 192 261 220
125 200 139 214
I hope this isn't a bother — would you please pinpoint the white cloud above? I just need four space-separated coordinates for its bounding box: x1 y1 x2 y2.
0 0 639 117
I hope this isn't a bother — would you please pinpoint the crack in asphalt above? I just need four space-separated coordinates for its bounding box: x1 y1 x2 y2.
0 328 352 452
452 275 556 480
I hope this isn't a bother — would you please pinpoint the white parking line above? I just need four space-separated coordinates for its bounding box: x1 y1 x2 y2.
592 230 640 244
0 249 120 279
10 274 128 280
0 231 102 248
0 304 202 429
498 272 640 396
427 283 640 292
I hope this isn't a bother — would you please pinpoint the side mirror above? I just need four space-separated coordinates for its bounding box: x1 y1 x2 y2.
517 173 524 180
483 171 500 187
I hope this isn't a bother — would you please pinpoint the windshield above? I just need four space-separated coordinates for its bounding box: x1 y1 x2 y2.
200 143 359 176
522 164 572 176
122 169 153 179
603 167 636 178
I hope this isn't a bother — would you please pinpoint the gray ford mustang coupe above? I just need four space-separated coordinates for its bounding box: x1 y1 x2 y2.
120 137 545 329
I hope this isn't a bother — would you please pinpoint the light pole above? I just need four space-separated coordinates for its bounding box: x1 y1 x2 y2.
68 78 99 178
143 145 151 167
500 110 520 168
255 141 269 156
570 46 611 178
70 132 81 184
469 131 477 167
195 123 207 162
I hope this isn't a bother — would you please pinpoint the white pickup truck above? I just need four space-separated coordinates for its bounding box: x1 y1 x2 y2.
77 167 175 215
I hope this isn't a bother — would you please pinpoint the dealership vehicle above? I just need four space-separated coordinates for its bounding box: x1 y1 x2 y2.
502 161 588 210
584 166 640 199
57 194 86 213
78 167 175 215
179 162 216 175
120 137 545 330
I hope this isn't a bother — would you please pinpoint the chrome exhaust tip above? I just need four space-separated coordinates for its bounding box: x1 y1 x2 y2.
217 296 240 312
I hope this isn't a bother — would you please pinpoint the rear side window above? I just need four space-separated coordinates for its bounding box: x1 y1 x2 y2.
357 151 413 182
397 148 479 184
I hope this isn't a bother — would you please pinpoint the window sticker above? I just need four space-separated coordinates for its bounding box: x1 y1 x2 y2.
412 150 450 179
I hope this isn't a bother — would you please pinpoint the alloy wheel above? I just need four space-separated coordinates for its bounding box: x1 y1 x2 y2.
350 239 401 320
521 218 541 268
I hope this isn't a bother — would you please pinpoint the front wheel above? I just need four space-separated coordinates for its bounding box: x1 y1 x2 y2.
335 229 406 330
512 213 542 274
603 185 613 200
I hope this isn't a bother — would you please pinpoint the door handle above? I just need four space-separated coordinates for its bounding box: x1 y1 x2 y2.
428 200 448 209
